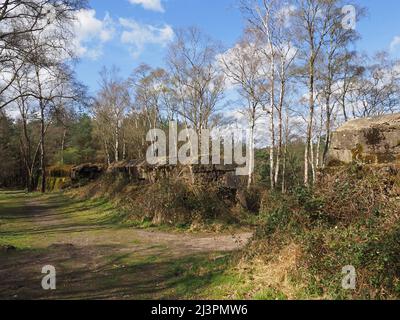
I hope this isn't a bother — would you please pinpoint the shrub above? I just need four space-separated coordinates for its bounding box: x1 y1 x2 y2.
248 164 400 299
237 186 263 213
78 175 237 226
130 179 234 225
48 165 73 178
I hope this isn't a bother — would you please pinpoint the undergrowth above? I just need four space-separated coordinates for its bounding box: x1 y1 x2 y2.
70 174 247 231
242 164 400 299
67 164 400 299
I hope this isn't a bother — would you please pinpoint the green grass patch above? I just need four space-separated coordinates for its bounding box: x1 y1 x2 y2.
165 254 247 299
253 288 288 300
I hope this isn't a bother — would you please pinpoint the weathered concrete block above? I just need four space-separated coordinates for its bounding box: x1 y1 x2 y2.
106 160 240 189
327 113 400 166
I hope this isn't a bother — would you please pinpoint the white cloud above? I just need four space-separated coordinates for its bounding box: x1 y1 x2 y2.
218 42 269 90
128 0 165 12
277 4 296 28
73 9 115 60
119 18 174 58
390 36 400 52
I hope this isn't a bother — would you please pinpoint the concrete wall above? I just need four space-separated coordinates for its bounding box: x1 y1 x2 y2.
327 114 400 166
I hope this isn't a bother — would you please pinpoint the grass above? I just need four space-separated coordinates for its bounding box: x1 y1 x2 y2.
0 190 305 300
4 163 398 300
167 254 241 299
0 191 45 249
0 190 251 300
0 191 128 250
164 253 294 300
253 289 288 300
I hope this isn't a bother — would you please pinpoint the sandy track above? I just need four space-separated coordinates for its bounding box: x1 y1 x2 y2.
0 192 252 299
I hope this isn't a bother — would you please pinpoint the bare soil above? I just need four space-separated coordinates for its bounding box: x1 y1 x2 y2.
0 191 251 300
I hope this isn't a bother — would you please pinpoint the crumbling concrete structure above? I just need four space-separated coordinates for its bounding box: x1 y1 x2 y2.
106 160 240 189
327 113 400 166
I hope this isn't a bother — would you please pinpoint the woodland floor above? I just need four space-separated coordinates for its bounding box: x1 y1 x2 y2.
0 190 252 300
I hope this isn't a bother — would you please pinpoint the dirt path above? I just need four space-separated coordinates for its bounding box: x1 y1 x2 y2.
0 191 252 300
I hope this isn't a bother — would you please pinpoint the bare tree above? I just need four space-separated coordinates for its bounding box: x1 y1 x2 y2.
5 11 86 193
245 0 278 190
317 15 359 167
93 67 131 164
1 0 87 192
167 27 225 138
34 64 83 193
241 0 298 190
274 35 298 186
12 63 40 191
351 52 400 118
291 0 345 185
331 51 363 122
0 0 86 110
221 32 268 188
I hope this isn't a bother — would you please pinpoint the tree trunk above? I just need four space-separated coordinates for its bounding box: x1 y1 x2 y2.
305 59 315 186
342 84 348 122
247 113 256 189
40 104 46 193
104 139 111 166
269 111 275 190
310 132 316 183
122 138 126 161
322 59 333 167
269 56 276 190
35 65 47 193
316 107 323 170
275 72 285 186
282 110 289 194
115 122 119 163
323 96 332 167
21 113 34 191
60 127 67 165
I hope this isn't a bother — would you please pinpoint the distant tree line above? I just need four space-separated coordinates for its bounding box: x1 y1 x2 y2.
1 0 399 192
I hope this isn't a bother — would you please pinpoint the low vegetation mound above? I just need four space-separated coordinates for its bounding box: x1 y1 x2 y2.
240 164 400 299
71 173 247 230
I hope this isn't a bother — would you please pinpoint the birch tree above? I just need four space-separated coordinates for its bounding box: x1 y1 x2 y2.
292 0 343 185
351 53 400 118
167 27 225 138
317 12 359 167
0 0 86 110
241 0 297 189
7 12 86 193
94 67 131 164
220 32 268 188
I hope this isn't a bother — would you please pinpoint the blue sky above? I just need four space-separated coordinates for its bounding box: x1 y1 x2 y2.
74 0 400 94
